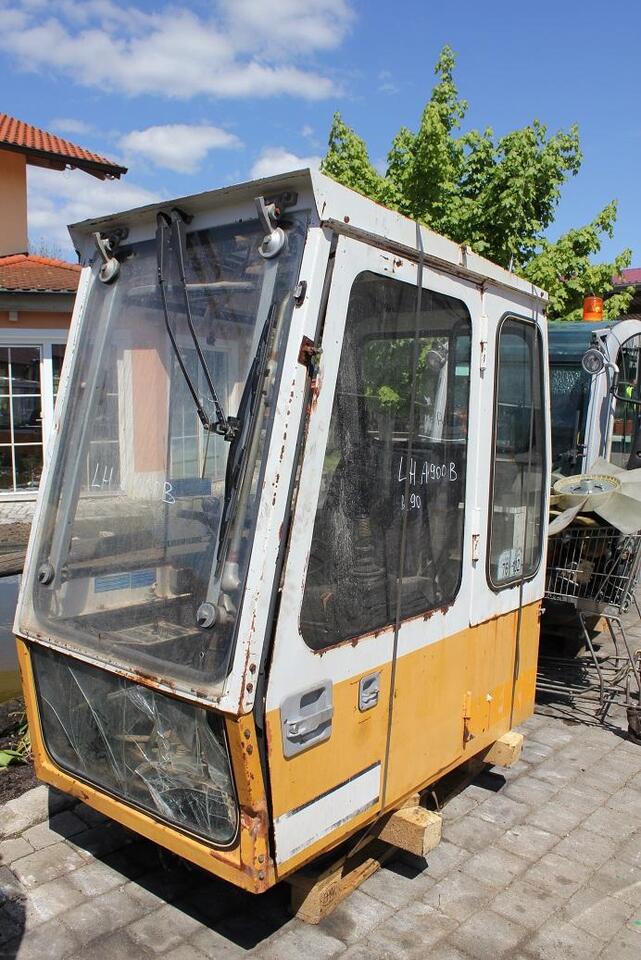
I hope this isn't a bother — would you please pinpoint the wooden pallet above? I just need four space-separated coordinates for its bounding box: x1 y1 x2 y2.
288 795 444 923
287 731 522 923
288 836 398 924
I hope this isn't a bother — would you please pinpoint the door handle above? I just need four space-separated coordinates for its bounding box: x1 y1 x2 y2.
359 672 381 711
284 706 333 740
280 681 333 757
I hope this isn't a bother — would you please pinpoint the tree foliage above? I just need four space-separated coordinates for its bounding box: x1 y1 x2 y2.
320 46 632 321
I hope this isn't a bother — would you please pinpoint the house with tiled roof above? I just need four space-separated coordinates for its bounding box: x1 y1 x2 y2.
612 267 641 321
0 112 125 503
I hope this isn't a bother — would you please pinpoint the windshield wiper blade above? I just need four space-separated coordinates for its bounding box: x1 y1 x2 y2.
216 304 275 569
155 210 239 441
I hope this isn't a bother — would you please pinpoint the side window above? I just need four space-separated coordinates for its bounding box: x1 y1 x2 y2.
301 271 471 650
489 318 546 587
549 362 589 475
610 335 641 468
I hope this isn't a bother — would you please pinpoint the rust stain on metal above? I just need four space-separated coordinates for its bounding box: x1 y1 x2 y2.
312 603 454 655
422 603 452 621
240 798 269 840
298 335 317 367
238 613 258 700
310 371 322 410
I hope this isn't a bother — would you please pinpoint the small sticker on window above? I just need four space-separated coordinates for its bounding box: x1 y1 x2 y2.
497 548 523 580
512 507 527 551
94 569 155 593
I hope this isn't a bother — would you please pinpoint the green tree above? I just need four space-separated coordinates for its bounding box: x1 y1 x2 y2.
320 46 633 321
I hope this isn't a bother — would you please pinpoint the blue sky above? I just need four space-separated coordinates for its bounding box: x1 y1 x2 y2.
1 0 639 265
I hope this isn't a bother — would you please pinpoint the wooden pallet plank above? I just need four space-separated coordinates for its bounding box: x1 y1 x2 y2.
289 838 395 924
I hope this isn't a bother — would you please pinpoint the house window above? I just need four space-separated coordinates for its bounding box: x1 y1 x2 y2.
169 347 230 483
0 338 67 497
52 343 66 403
0 346 43 493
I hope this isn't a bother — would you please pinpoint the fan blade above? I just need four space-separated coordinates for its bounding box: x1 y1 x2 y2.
595 493 641 534
619 467 641 499
553 492 592 509
548 500 587 536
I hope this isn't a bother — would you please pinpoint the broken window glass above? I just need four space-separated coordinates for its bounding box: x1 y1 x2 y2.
32 645 238 845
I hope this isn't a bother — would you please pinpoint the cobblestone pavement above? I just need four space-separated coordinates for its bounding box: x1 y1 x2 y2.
2 662 641 958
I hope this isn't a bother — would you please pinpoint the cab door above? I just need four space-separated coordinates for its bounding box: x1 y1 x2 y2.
466 294 549 745
264 235 480 872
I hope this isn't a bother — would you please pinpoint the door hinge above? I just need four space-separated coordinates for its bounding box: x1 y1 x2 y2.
479 313 488 372
471 508 481 562
471 533 480 562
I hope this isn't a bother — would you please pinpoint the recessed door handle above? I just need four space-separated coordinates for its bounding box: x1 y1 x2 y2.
359 672 381 712
285 706 333 740
280 681 333 757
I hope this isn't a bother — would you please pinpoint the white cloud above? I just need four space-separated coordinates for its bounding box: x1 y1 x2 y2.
27 166 161 255
50 117 93 136
120 123 241 174
223 0 354 55
0 0 353 100
301 124 314 139
377 69 399 95
251 147 322 180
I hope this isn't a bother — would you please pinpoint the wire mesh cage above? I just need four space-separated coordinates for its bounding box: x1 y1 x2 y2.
545 525 641 614
540 521 641 728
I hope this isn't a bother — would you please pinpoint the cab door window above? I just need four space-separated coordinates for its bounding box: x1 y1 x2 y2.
301 271 471 650
489 318 546 587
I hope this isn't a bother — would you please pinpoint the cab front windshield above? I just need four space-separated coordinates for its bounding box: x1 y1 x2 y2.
25 210 307 698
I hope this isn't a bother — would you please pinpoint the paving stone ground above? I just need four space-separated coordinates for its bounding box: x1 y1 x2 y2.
2 620 641 958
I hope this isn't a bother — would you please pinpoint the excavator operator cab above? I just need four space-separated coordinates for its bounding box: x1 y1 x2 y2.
15 170 550 891
549 319 641 475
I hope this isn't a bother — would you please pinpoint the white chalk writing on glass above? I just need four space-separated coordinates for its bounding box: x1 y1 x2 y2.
161 481 176 505
91 462 114 490
400 492 422 511
397 456 458 485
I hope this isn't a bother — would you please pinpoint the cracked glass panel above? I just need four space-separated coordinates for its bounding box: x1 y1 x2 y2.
32 645 238 845
301 272 471 649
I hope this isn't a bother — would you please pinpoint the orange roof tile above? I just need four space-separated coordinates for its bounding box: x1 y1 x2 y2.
0 113 126 180
0 254 81 293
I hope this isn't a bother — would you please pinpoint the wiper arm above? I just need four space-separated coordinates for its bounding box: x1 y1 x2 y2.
156 210 239 441
216 305 274 567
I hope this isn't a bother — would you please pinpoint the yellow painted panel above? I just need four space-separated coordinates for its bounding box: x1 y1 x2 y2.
16 639 272 893
266 662 392 819
267 603 541 829
386 605 540 801
19 601 541 892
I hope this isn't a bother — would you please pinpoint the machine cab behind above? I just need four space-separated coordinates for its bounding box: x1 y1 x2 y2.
16 170 550 891
549 318 641 475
